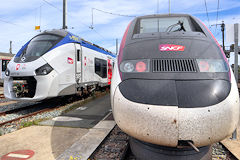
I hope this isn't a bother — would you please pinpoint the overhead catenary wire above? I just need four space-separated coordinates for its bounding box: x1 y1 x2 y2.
0 18 28 30
41 0 106 39
92 8 136 18
35 7 37 27
0 4 45 33
42 0 62 12
90 8 136 30
91 29 105 39
0 18 18 26
41 0 88 28
169 0 171 14
89 7 135 52
0 3 44 28
35 5 42 31
204 0 210 28
216 31 221 36
216 0 220 31
40 6 42 29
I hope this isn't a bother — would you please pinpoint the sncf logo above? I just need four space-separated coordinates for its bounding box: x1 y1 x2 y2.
159 44 185 51
67 57 74 64
16 64 20 70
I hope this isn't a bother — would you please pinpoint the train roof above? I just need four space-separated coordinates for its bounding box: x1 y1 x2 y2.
136 13 192 19
40 29 68 37
40 29 116 57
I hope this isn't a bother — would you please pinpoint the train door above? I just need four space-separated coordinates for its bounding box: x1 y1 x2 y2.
75 44 82 83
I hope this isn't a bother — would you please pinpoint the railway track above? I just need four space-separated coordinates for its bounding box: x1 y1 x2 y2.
0 94 86 127
0 108 55 127
0 90 108 135
0 102 41 116
90 125 130 160
90 126 238 160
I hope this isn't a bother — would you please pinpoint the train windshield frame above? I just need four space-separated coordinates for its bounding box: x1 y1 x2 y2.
22 34 62 57
137 17 192 34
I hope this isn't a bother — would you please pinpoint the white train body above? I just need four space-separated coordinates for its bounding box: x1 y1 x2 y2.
4 29 115 101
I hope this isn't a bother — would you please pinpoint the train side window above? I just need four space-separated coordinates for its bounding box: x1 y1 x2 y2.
95 58 101 76
94 58 107 78
77 50 80 61
2 60 10 71
102 60 107 78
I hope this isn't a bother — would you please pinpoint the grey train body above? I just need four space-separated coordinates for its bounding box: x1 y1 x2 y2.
111 14 239 148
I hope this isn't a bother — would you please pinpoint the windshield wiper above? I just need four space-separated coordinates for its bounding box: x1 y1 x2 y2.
21 47 27 57
165 21 186 32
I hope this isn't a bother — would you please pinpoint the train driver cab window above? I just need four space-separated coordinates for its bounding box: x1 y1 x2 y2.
139 17 192 33
21 34 62 58
2 60 10 71
95 58 107 78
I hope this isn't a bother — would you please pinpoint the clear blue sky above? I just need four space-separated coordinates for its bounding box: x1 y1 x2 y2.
0 0 240 55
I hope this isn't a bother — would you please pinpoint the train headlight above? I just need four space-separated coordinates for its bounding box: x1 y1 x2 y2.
5 69 10 76
120 59 150 73
196 59 229 72
123 62 134 72
35 63 53 75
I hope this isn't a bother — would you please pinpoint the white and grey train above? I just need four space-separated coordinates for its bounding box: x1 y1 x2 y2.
4 29 116 101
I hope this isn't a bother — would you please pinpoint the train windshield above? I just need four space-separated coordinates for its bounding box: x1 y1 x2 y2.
22 34 61 57
139 17 192 33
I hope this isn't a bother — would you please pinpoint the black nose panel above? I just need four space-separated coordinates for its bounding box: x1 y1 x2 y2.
175 80 230 107
119 79 231 108
119 79 178 106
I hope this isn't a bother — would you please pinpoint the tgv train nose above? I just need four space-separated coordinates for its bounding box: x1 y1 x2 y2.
118 79 231 108
113 76 239 147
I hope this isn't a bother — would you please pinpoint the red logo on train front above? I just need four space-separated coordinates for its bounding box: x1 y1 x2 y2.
67 57 73 64
159 44 185 51
16 64 20 70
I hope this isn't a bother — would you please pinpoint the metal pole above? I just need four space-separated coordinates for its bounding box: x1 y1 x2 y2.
9 41 12 54
63 0 67 29
233 23 239 140
234 23 239 83
40 5 42 31
90 8 94 29
221 21 225 51
116 39 118 55
169 0 170 14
